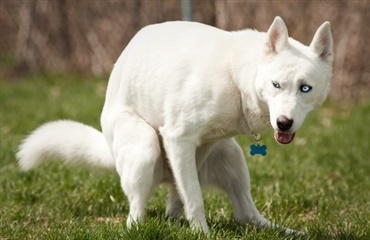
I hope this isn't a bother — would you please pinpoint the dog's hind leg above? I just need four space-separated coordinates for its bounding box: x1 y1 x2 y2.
165 185 183 219
199 138 269 225
200 138 299 234
111 111 162 228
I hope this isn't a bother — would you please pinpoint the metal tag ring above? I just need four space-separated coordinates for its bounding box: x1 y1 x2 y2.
253 133 262 142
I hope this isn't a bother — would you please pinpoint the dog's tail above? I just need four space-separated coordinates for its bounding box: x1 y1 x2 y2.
17 120 115 171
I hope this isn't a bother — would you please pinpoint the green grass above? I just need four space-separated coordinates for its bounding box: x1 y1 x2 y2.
1 74 369 239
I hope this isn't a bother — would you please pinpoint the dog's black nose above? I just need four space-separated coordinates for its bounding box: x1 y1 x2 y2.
277 115 294 131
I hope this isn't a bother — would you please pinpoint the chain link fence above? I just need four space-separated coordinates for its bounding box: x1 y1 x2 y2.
1 0 369 100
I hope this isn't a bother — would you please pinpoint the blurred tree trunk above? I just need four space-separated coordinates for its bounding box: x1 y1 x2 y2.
0 0 368 100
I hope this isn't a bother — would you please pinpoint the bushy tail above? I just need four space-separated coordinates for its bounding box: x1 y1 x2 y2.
17 120 115 171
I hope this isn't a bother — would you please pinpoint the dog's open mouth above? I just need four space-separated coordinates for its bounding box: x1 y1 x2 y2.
274 131 295 144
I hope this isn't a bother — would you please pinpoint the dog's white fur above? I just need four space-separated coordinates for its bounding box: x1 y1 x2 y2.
17 17 333 234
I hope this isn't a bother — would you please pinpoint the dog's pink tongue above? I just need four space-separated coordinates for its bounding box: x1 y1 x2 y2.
274 131 295 144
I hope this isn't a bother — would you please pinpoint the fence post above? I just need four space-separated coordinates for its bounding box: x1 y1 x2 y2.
181 0 193 21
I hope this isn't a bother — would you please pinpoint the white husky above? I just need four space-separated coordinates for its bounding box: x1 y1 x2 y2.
17 17 333 234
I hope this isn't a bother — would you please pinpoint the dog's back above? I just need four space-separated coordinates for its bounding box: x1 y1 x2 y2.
101 21 265 138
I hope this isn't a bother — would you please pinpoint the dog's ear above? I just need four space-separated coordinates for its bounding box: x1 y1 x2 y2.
265 16 289 54
310 22 334 62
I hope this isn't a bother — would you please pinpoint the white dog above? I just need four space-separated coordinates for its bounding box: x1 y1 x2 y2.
17 17 333 234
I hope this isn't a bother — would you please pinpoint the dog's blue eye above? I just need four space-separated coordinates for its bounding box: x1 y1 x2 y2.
272 81 280 89
300 84 312 93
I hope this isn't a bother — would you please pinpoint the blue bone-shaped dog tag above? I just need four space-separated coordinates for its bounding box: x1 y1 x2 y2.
250 144 267 156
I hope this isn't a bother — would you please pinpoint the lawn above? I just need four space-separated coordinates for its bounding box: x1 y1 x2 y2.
1 74 369 239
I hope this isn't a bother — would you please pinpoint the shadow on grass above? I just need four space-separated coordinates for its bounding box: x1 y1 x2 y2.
145 208 310 239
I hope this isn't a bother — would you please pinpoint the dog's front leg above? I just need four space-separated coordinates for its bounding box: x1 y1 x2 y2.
160 129 209 233
165 143 215 219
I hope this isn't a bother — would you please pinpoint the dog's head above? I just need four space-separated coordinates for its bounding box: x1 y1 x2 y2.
255 17 334 144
